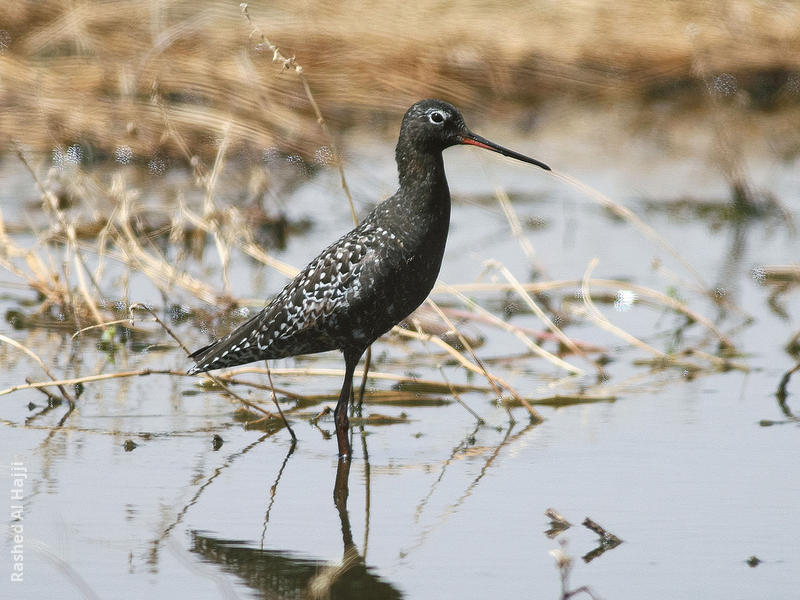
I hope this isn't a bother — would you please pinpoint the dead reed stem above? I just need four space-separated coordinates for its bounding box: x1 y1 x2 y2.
494 187 545 275
487 260 601 375
393 326 527 402
203 122 234 296
579 259 722 372
265 360 296 440
240 2 357 225
410 316 484 425
440 282 585 375
443 279 735 350
71 319 152 340
424 301 505 399
0 368 304 400
552 170 708 292
130 303 277 420
0 334 75 408
15 147 105 325
424 299 543 422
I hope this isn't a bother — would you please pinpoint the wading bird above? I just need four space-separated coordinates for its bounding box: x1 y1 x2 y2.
188 99 550 459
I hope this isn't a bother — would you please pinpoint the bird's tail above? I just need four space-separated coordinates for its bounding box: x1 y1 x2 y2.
186 313 264 375
186 341 217 375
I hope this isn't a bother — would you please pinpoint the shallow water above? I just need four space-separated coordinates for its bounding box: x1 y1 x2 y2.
1 105 799 599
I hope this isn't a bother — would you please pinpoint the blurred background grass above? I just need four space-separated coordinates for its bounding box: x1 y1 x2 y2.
1 0 799 162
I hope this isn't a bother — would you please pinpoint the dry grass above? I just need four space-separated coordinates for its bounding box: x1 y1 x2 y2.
0 0 763 427
0 139 746 421
0 143 746 415
1 0 799 161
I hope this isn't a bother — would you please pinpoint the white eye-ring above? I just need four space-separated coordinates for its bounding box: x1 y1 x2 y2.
428 110 446 125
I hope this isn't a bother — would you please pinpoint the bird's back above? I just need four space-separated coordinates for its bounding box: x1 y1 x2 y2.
187 194 447 374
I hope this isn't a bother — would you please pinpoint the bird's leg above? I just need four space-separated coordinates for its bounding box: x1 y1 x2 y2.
334 350 361 460
356 346 372 410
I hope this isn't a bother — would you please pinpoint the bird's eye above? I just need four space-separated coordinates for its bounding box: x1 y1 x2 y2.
428 110 446 125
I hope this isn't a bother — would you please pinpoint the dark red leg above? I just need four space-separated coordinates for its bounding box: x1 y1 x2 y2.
334 350 361 459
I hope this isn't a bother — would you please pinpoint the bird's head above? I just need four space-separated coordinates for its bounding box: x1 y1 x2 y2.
399 99 550 170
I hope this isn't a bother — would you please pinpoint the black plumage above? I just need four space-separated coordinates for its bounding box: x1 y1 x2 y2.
188 99 550 458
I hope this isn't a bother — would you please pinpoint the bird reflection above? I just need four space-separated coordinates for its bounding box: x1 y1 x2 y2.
305 459 373 599
190 457 401 599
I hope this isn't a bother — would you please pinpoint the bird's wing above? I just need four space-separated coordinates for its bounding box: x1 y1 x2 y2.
261 234 371 340
187 228 373 374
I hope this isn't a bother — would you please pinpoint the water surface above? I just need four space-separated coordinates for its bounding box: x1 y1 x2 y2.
1 104 799 599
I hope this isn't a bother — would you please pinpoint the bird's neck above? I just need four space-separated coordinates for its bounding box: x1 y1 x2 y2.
395 147 451 232
380 147 451 248
396 144 448 196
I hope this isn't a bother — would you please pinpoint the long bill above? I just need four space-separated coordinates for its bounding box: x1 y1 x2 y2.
459 133 551 171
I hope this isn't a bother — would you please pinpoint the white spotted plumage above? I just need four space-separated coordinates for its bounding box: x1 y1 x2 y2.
187 223 395 374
